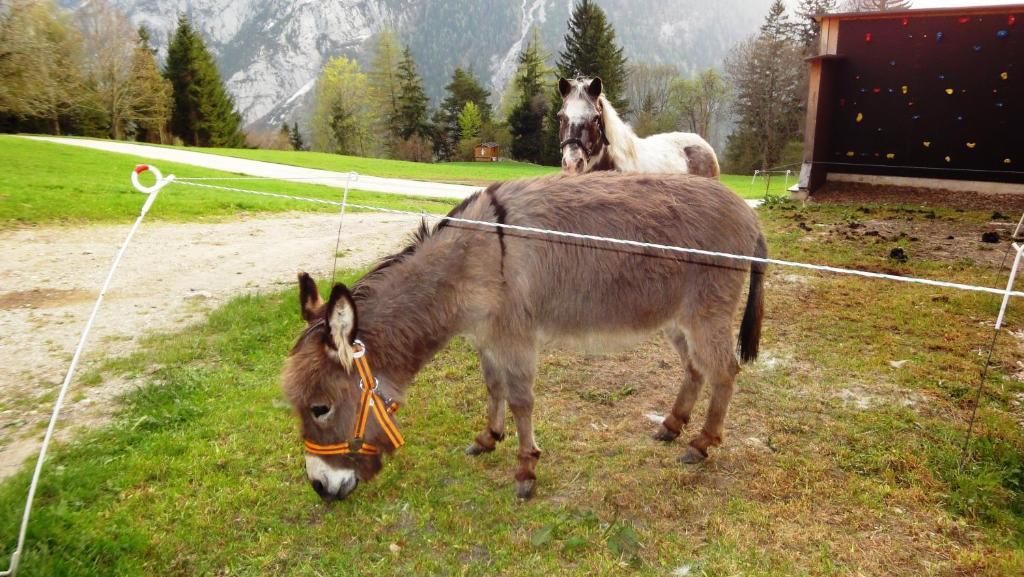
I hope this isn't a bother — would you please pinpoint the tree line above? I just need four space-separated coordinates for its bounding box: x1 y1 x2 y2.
0 0 244 147
1 0 909 170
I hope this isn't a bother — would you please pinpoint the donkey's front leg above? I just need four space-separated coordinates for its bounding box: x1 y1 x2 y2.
466 349 508 455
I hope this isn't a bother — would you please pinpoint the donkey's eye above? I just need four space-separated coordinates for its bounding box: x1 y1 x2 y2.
311 405 332 420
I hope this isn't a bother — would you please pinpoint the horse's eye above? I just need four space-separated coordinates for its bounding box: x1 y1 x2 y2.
311 405 331 420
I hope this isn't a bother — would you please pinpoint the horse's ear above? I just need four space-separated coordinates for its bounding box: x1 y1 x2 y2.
587 77 603 99
324 284 359 370
298 272 323 324
558 77 572 98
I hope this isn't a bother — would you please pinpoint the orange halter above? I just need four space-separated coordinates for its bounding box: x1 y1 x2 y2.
303 340 405 456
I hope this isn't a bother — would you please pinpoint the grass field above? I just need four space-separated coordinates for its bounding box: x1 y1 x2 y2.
1 198 1022 575
0 135 458 228
173 143 792 199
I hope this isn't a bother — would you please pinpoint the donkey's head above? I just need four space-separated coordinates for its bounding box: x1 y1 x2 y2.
281 273 400 501
557 77 608 175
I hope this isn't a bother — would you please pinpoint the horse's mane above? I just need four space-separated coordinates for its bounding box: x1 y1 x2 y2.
598 96 640 167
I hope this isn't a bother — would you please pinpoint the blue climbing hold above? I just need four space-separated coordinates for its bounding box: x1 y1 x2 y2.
997 29 1009 38
936 31 944 42
973 44 983 52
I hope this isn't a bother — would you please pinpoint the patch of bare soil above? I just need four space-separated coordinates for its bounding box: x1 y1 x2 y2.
0 212 420 479
813 180 1024 212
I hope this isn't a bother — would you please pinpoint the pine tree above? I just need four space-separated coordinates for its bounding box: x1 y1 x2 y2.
434 67 492 160
544 0 629 164
508 28 552 163
164 14 245 147
289 122 304 151
761 0 795 44
556 0 628 109
368 28 402 152
394 46 430 140
795 0 840 52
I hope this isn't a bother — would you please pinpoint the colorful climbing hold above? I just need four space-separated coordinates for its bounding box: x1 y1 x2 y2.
1001 71 1009 80
966 142 976 149
886 153 895 160
938 73 945 80
865 32 872 42
923 141 931 148
856 112 863 123
936 31 944 42
901 85 908 94
912 115 921 120
945 156 952 162
846 151 855 157
901 17 909 27
996 101 1005 108
958 17 970 24
973 44 983 52
1006 158 1013 164
872 87 881 94
997 29 1009 38
945 88 954 95
1010 15 1017 26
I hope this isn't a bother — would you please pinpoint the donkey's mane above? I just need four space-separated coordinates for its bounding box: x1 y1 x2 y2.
351 190 482 300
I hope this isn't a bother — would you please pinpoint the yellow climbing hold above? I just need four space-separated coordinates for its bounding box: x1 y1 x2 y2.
846 151 855 157
945 156 952 162
886 153 895 159
1001 72 1009 80
856 112 863 123
901 85 908 94
945 88 954 95
923 141 931 148
1005 158 1013 164
966 142 976 149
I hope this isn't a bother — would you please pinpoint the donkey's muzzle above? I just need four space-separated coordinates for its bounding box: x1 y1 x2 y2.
311 476 358 501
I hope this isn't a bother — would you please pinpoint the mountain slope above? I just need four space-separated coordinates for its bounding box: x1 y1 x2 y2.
63 0 773 129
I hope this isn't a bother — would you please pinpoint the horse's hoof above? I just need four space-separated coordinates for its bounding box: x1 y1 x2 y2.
516 479 535 500
464 442 494 456
652 425 680 442
678 446 707 465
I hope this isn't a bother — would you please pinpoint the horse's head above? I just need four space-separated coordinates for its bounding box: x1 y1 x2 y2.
557 77 608 175
281 273 401 501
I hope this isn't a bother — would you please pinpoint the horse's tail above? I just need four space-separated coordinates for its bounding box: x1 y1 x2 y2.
738 232 767 363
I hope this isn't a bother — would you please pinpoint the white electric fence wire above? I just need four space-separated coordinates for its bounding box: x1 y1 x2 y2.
171 178 1024 300
0 167 173 577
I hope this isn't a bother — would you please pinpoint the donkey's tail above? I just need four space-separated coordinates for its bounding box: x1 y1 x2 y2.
738 232 767 363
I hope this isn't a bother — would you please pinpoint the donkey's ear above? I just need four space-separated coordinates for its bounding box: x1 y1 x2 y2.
558 77 572 98
298 272 323 323
587 77 603 99
324 283 359 370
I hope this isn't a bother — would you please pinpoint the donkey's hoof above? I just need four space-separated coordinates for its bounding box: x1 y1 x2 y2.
652 425 681 442
515 479 536 500
678 446 707 465
464 442 494 456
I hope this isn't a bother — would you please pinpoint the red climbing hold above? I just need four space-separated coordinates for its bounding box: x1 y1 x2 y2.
958 17 970 24
1009 15 1016 26
901 17 909 27
865 32 872 43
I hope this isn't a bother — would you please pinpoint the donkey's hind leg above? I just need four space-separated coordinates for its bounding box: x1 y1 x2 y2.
679 321 740 464
654 328 705 442
466 348 508 455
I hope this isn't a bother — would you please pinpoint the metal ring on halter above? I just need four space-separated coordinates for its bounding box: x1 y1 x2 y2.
358 377 380 393
131 164 164 194
352 338 367 359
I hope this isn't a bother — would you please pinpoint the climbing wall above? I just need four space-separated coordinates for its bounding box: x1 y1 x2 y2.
830 12 1022 183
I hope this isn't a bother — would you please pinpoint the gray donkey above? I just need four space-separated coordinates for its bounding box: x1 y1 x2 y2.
282 172 767 500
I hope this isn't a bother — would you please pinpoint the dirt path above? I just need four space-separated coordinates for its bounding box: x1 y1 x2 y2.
0 212 420 479
21 136 481 199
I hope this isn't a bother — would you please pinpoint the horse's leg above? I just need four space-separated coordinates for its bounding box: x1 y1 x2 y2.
653 327 705 442
679 320 740 464
503 345 540 499
465 348 508 455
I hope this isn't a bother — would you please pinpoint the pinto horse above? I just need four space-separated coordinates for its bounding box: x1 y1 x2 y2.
557 77 720 178
282 172 765 501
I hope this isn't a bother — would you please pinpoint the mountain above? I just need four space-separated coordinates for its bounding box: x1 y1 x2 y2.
62 0 775 129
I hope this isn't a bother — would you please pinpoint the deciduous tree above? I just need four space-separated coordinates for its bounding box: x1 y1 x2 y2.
310 56 374 156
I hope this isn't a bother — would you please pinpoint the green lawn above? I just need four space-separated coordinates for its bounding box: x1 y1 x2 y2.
65 137 788 199
2 200 1022 575
0 135 458 228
